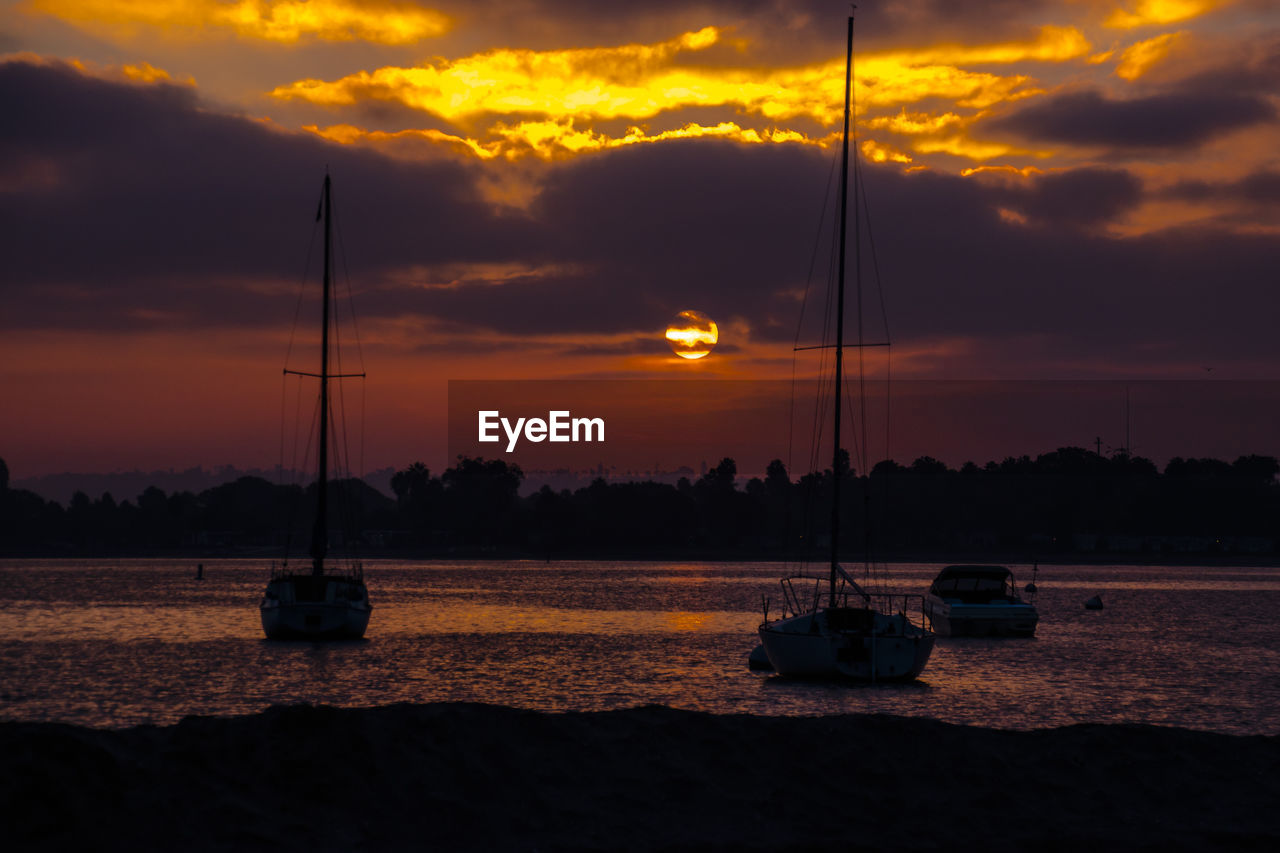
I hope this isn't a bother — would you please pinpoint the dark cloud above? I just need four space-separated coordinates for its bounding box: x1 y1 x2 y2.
404 336 561 355
319 139 840 339
558 337 665 357
849 167 1279 367
1176 33 1280 96
496 140 834 334
394 138 1278 373
556 336 741 357
4 58 1279 376
0 59 545 330
986 89 1275 149
1006 168 1143 227
1164 170 1280 205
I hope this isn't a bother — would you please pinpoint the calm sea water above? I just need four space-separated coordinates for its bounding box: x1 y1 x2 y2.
1 559 1278 734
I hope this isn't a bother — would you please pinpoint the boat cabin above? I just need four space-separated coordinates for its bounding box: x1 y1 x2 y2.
928 565 1021 605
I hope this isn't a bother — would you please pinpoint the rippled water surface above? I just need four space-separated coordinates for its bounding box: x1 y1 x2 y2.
2 559 1278 733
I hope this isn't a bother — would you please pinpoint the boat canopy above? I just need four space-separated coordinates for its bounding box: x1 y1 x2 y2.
929 565 1017 601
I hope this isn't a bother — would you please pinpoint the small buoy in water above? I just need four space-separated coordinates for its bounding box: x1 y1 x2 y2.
1084 594 1103 610
748 644 774 672
1024 582 1038 594
195 563 204 581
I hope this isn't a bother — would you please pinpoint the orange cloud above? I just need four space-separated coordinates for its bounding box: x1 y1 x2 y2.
1114 31 1187 79
2 53 193 86
864 110 963 135
274 27 735 120
878 25 1091 65
272 25 1090 127
913 136 1043 161
305 118 819 161
303 123 499 159
1104 1 1225 29
488 119 816 159
861 107 1051 163
860 139 912 164
26 0 450 44
120 60 170 82
960 164 1045 178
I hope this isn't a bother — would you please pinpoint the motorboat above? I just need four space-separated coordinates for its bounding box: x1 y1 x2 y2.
924 565 1038 637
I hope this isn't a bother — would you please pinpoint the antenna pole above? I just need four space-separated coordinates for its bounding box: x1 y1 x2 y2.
831 12 854 601
310 174 332 576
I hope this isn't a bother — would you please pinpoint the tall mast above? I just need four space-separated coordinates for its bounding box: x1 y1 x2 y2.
310 173 332 576
831 11 854 600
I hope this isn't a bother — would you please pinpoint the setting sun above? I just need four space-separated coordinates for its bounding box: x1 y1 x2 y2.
665 309 718 359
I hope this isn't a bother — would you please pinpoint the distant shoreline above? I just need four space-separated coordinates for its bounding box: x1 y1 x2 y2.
3 702 1277 851
2 546 1278 568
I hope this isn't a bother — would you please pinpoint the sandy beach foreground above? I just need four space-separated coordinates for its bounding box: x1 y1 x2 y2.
3 703 1277 852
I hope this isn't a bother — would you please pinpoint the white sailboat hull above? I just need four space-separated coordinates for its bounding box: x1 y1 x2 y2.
260 575 371 640
759 608 934 681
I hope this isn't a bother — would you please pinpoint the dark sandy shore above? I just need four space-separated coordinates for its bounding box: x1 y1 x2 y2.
3 703 1277 851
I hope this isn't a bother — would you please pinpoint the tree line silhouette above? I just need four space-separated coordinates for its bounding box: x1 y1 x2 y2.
1 450 1276 557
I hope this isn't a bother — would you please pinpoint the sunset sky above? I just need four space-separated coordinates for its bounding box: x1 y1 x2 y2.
2 0 1278 479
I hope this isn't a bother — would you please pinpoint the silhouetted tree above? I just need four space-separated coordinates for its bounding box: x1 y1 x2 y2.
441 457 524 545
1233 454 1280 483
3 446 1277 557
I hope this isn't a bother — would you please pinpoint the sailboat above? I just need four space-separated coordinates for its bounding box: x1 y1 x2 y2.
260 174 372 640
756 13 934 680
